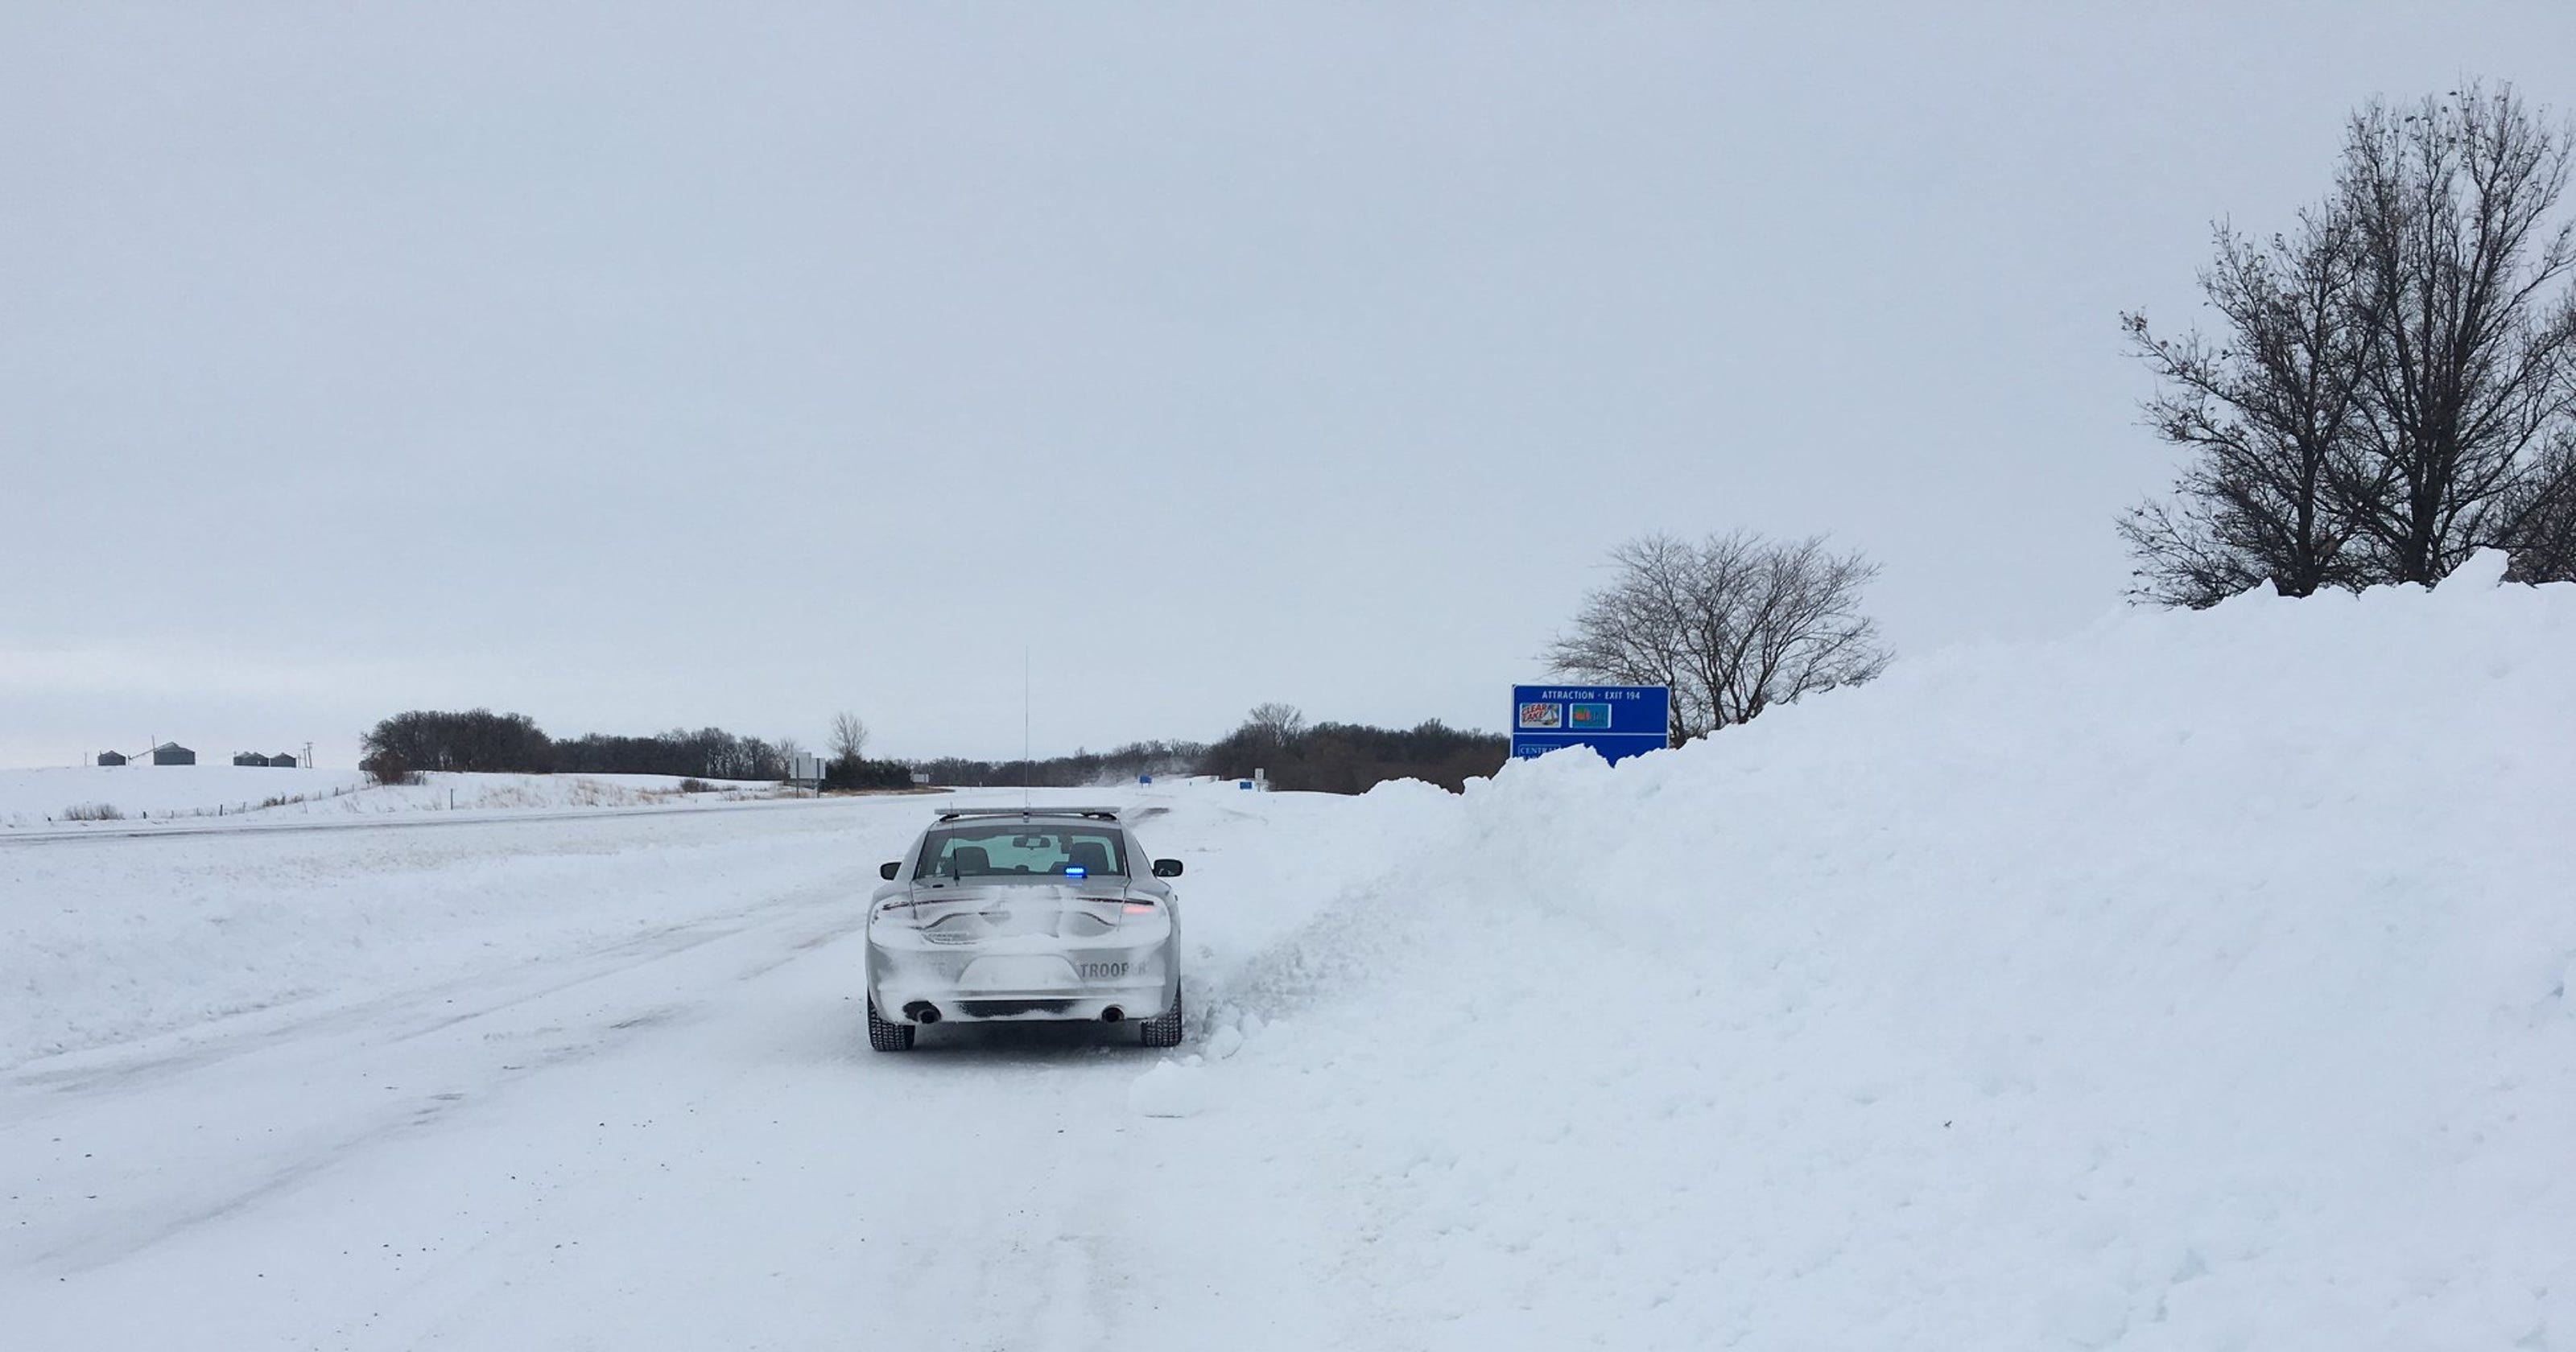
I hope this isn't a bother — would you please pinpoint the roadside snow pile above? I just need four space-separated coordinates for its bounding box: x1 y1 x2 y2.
0 767 788 831
1210 557 2576 1350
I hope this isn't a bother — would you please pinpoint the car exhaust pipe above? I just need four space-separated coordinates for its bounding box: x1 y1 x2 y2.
1100 1006 1125 1023
903 1001 941 1024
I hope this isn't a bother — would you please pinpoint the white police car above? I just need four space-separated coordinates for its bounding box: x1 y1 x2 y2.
864 806 1185 1051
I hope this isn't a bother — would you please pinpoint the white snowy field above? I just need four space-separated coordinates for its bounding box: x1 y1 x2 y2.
4 558 2573 1349
0 765 802 832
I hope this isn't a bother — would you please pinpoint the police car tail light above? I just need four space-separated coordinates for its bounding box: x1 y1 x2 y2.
1121 900 1158 915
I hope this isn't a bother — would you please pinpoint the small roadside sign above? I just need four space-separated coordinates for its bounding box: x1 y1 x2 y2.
788 752 825 789
1510 684 1670 765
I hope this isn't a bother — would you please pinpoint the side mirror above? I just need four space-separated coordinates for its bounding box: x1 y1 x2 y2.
1151 859 1183 878
880 861 900 880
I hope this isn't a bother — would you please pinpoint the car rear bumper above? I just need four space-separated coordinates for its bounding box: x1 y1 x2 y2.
867 941 1174 1025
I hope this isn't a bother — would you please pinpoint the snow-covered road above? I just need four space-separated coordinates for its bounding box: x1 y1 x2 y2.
3 789 1362 1349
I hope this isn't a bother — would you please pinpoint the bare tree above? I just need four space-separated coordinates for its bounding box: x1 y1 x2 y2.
1716 537 1894 725
2128 82 2576 600
2120 205 2379 605
2337 84 2576 583
1245 703 1307 747
2501 436 2576 580
1546 532 1889 741
1538 534 1710 737
828 711 870 766
1220 702 1309 771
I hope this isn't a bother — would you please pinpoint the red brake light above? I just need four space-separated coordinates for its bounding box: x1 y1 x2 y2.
1122 901 1157 914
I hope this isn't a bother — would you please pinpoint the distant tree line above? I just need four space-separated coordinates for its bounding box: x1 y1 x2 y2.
361 709 551 779
360 709 910 787
553 729 794 781
2124 81 2576 604
906 716 1509 795
823 757 916 791
1199 706 1507 793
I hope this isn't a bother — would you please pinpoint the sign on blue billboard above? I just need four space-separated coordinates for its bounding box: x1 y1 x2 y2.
1510 684 1670 765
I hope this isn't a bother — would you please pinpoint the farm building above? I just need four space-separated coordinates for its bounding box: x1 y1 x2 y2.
233 752 266 767
151 743 196 766
267 753 299 768
97 751 127 767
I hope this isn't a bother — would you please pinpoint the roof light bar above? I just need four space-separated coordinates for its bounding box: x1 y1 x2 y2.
932 806 1124 822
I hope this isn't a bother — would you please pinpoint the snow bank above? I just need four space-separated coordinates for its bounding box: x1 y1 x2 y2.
1203 560 2576 1349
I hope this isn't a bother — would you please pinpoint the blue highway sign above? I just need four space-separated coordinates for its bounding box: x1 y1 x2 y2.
1511 684 1670 765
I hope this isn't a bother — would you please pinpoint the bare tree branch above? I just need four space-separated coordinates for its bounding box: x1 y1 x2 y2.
1546 532 1889 740
2125 80 2576 598
2336 82 2576 582
829 711 870 765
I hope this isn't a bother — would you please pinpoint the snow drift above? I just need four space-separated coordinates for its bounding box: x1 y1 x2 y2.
1198 555 2576 1349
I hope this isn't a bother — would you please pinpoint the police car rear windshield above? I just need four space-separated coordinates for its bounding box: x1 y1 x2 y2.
916 826 1129 879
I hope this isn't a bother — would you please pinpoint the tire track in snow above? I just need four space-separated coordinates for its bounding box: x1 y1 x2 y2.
1 892 872 1278
2 868 873 1100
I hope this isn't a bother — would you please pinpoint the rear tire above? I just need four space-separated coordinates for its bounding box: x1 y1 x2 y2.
1138 989 1184 1049
867 1000 916 1052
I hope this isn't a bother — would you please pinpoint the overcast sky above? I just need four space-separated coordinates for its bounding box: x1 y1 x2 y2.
6 3 2572 768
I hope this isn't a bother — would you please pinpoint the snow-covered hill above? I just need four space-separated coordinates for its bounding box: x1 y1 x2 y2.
4 556 2569 1350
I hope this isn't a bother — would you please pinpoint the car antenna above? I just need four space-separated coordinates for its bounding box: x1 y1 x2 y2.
1022 645 1032 813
